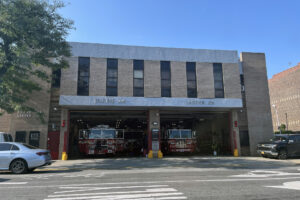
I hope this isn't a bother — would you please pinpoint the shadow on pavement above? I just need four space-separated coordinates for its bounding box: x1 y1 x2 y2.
0 168 82 175
0 178 10 182
49 156 300 171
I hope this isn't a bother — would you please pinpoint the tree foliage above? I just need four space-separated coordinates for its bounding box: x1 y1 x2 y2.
0 0 73 121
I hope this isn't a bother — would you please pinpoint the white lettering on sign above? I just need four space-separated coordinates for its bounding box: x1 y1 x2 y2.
17 111 32 118
60 95 243 108
95 98 126 105
187 100 215 105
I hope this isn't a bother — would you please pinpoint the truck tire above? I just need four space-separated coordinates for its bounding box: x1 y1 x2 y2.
278 150 288 160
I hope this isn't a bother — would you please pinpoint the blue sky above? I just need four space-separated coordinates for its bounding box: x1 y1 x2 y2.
60 0 300 78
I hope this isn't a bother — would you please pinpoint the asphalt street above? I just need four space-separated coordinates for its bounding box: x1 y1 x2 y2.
1 156 300 200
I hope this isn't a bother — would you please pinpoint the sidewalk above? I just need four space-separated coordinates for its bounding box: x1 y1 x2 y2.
40 156 300 171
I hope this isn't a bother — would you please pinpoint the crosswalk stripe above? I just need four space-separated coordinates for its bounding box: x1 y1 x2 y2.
0 182 27 185
55 185 169 194
113 197 187 200
45 192 184 200
84 197 187 200
48 188 177 198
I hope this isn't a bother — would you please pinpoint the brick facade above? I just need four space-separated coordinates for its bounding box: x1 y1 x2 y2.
269 63 300 132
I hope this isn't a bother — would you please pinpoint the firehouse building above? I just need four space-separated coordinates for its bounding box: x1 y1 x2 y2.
0 42 273 159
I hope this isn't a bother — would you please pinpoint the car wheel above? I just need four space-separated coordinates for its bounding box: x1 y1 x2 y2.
278 150 288 160
10 159 28 174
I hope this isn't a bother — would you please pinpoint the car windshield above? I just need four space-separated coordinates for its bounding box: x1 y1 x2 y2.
271 136 288 142
23 144 39 149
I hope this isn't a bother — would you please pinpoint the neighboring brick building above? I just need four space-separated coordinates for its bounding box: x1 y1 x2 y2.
269 63 300 132
0 42 273 158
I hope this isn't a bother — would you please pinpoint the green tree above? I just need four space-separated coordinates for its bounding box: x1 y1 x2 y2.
0 0 73 121
279 124 286 133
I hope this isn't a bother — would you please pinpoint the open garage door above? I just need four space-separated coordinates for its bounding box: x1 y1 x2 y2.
160 111 231 156
69 110 148 158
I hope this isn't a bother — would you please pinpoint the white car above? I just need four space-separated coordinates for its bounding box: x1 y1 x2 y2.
0 142 51 174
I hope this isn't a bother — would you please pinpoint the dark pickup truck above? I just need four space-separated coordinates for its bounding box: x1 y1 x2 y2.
257 134 300 159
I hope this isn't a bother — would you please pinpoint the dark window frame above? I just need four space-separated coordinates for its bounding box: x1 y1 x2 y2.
15 131 26 143
186 62 197 98
51 69 61 88
213 63 224 98
161 61 171 97
77 57 90 96
29 131 40 148
106 58 118 96
133 60 144 97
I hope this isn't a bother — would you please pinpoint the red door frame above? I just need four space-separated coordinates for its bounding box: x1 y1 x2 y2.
48 131 60 160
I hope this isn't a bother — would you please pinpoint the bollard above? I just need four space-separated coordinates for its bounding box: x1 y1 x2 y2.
158 150 163 158
148 150 153 158
62 152 68 160
233 149 239 157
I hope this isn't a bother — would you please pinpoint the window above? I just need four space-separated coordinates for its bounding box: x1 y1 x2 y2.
133 60 144 97
0 143 12 151
15 131 26 143
186 62 197 98
3 134 13 142
213 63 224 98
106 58 118 96
29 131 40 148
51 69 61 88
161 61 171 97
11 145 19 151
77 57 90 96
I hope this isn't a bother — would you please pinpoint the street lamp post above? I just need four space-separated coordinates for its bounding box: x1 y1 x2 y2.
272 104 281 134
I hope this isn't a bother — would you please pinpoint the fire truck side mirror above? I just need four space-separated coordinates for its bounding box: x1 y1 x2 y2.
83 130 89 139
192 131 196 138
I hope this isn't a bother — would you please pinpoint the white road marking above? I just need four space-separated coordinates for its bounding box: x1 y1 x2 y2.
45 192 184 200
2 176 300 190
45 183 187 200
48 188 177 198
0 182 27 185
130 197 187 200
231 170 300 178
266 181 300 191
55 185 169 194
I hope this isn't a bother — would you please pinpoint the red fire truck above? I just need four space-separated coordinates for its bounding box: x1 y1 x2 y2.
162 129 196 153
79 125 124 155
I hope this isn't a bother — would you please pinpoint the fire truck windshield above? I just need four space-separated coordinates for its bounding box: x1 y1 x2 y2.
169 130 180 139
168 129 192 139
89 129 116 139
181 130 192 138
